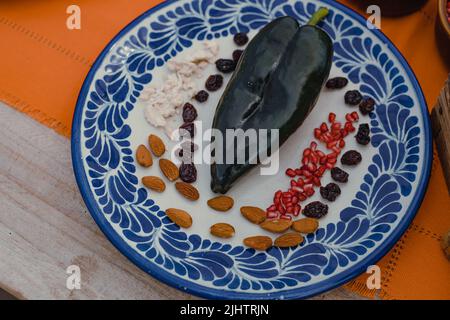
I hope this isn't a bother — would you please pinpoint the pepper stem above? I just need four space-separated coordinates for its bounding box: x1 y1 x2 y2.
307 7 329 26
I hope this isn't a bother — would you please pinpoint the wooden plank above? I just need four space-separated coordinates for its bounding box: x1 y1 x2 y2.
0 102 360 300
431 75 450 195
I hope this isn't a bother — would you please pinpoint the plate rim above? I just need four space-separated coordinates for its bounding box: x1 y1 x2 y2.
71 0 432 300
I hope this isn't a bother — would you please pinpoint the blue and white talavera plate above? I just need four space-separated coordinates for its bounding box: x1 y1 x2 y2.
72 0 432 299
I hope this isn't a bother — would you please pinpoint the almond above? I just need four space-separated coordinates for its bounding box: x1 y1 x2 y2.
136 144 153 167
159 158 179 181
260 219 292 233
142 176 165 192
243 236 272 251
292 218 319 234
175 181 199 201
240 206 266 224
207 196 234 211
148 134 165 157
274 233 304 248
165 208 192 228
210 223 235 238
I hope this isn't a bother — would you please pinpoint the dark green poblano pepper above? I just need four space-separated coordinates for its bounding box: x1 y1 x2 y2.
211 8 333 194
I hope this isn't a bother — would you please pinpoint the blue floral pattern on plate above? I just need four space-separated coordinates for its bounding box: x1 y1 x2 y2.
71 0 432 299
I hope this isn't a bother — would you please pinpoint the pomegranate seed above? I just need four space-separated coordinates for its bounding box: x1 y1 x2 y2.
303 148 311 157
316 165 327 177
345 121 355 132
280 215 292 220
302 156 310 165
345 113 353 122
319 156 327 165
351 111 359 121
290 179 297 187
326 140 337 149
282 191 292 198
327 152 337 159
293 205 301 216
307 163 317 172
316 150 325 158
286 205 294 213
339 139 345 148
305 188 315 196
286 168 296 177
291 196 299 204
314 128 322 139
328 112 336 123
298 193 307 201
304 177 313 185
309 154 318 164
310 141 318 150
297 178 305 187
332 146 341 154
267 205 277 212
295 168 302 175
331 122 341 131
277 204 286 214
320 122 328 132
313 177 321 186
302 170 312 178
326 162 334 169
323 132 333 142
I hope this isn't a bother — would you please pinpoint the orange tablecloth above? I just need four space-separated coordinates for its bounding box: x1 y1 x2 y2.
0 0 449 299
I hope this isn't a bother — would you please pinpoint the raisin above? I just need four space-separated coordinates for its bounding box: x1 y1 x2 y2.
331 167 349 183
182 103 197 123
341 150 362 166
194 90 209 103
355 123 371 145
177 142 197 158
232 49 243 63
215 59 236 73
179 122 195 138
344 90 363 105
205 74 223 91
179 162 197 183
359 97 375 115
233 32 248 46
325 77 348 89
303 201 328 219
320 183 341 202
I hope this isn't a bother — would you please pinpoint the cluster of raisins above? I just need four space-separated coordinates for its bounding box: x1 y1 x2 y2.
213 33 248 76
306 77 374 215
176 33 249 184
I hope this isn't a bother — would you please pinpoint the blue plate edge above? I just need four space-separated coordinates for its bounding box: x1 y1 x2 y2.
70 0 433 300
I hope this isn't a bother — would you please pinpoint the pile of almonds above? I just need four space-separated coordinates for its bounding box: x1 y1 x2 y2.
240 206 319 250
136 133 202 229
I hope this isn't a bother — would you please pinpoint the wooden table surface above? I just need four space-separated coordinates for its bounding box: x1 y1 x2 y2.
0 101 363 300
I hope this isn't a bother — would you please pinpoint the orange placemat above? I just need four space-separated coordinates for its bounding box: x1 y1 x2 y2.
0 0 449 299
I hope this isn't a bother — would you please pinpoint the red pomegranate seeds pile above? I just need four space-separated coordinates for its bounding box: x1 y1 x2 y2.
266 111 359 220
